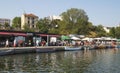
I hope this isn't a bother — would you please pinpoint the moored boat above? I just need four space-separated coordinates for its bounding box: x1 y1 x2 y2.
64 46 82 51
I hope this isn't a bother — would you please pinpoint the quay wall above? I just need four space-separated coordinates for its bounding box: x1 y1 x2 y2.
0 46 65 56
0 45 119 56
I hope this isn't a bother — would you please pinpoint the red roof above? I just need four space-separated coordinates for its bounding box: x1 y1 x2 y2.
25 13 38 18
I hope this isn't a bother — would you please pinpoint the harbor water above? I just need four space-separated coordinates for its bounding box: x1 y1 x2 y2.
0 48 120 73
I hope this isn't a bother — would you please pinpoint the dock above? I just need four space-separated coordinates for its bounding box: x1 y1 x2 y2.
0 46 65 56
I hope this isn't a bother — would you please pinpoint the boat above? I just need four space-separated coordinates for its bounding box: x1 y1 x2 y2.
64 46 82 51
0 49 14 56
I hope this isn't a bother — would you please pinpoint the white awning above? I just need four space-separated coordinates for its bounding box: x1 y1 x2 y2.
71 37 80 40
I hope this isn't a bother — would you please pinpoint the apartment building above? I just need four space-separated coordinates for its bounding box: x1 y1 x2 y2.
0 18 10 26
46 15 62 21
21 13 39 29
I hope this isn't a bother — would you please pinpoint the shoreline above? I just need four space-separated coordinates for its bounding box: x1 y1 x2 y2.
0 46 65 56
0 45 119 56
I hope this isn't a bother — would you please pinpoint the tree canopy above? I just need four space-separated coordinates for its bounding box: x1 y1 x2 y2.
59 8 89 35
12 17 21 30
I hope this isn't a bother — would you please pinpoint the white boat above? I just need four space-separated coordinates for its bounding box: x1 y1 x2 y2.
64 46 82 51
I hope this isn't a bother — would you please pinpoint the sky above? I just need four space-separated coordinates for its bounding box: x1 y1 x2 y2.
0 0 120 27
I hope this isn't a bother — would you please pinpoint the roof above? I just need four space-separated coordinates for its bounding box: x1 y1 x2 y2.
24 13 38 18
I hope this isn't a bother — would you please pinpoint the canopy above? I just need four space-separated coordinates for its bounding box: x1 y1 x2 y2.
117 39 120 42
71 36 80 40
61 35 70 40
82 37 90 41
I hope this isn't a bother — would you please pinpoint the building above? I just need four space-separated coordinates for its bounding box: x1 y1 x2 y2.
21 13 39 29
103 26 111 33
0 18 10 26
46 15 62 21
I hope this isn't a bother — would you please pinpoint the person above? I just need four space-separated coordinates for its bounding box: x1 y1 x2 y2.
13 39 17 47
36 40 39 46
5 39 9 47
28 40 31 46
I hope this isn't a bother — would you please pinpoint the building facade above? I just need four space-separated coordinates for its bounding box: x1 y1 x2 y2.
21 13 39 29
103 26 111 33
0 18 10 26
46 15 62 21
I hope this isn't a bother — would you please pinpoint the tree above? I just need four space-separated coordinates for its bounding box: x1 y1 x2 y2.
36 18 50 33
109 27 116 38
114 27 120 38
23 24 35 32
60 8 89 35
93 25 107 37
48 19 61 34
4 22 10 30
12 17 21 30
0 24 2 29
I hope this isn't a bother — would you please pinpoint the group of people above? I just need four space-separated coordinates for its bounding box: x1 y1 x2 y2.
5 39 17 47
4 38 117 48
5 39 24 47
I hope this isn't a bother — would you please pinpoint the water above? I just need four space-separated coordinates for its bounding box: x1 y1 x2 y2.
0 49 120 73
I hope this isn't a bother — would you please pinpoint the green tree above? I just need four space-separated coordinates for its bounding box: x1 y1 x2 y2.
0 24 2 29
36 18 50 33
94 25 107 37
109 27 116 38
23 24 34 32
4 22 10 30
12 17 21 30
60 8 89 35
115 27 120 38
48 19 61 34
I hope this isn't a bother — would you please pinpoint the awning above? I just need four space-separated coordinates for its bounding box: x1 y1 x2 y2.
0 32 12 35
36 34 60 37
0 32 27 36
37 34 48 37
61 35 70 40
71 36 80 40
117 39 120 42
49 35 60 37
11 33 27 36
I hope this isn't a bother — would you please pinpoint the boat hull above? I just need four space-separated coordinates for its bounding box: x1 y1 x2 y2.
64 46 82 51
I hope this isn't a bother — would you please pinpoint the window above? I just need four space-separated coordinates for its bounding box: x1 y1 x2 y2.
28 17 30 20
32 21 34 24
28 21 30 24
32 25 34 28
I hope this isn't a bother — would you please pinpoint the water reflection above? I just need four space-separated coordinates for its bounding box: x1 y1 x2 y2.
0 49 120 73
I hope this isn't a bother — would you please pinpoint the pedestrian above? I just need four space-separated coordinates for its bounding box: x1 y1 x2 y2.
36 40 39 46
5 39 9 47
13 39 17 47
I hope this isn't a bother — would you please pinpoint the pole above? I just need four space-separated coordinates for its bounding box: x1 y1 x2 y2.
47 35 49 46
